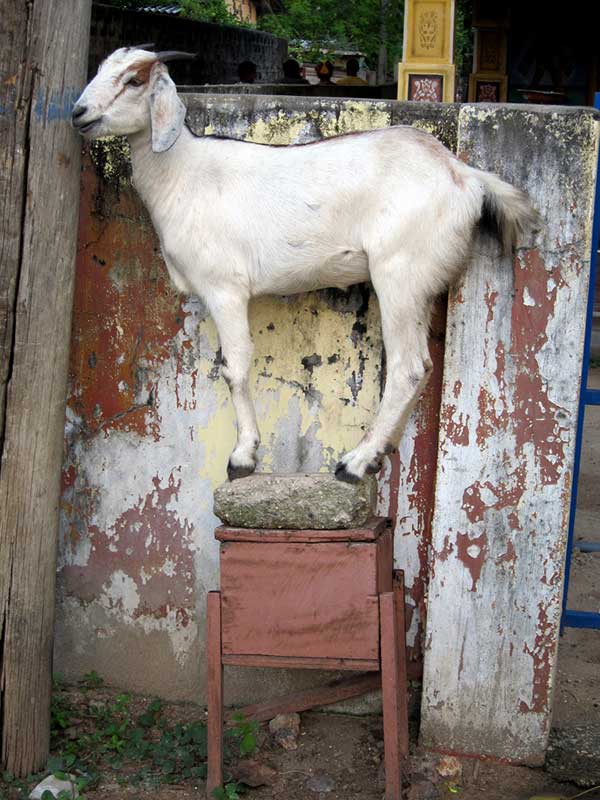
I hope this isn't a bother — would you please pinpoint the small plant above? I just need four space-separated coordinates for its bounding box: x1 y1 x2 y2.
45 676 211 794
0 676 262 800
79 670 104 691
212 782 245 800
226 712 259 757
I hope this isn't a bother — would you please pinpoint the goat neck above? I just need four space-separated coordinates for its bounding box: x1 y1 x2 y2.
127 125 195 228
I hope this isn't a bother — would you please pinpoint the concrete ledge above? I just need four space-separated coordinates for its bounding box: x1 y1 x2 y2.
213 473 377 529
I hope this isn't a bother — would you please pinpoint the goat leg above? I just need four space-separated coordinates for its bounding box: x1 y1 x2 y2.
206 291 260 480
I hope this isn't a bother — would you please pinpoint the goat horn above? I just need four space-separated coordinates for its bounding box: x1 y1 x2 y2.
156 51 197 62
132 43 155 50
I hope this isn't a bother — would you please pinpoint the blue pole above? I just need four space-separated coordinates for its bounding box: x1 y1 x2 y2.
561 92 600 629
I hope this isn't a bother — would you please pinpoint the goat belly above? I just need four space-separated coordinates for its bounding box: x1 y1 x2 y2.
253 247 369 295
315 248 370 290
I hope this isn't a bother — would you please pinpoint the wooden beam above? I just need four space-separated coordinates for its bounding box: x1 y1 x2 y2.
221 654 381 671
0 0 92 777
225 673 382 726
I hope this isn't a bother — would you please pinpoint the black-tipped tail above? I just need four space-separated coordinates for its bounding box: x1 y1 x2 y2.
475 169 541 254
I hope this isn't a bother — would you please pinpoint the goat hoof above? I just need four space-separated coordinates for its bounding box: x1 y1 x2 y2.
227 460 256 481
334 461 361 484
365 459 383 474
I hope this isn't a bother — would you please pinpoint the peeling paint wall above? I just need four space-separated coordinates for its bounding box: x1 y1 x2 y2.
420 105 600 763
57 97 453 703
56 97 597 765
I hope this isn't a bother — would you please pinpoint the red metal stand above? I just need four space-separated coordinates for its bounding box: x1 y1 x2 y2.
206 517 408 799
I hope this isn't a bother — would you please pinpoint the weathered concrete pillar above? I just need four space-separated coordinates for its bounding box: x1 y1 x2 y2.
420 105 600 763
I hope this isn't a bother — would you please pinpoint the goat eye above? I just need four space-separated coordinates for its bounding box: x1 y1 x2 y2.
126 76 143 87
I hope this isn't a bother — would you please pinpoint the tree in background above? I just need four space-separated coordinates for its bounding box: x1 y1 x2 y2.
99 0 472 87
257 0 404 81
103 0 242 26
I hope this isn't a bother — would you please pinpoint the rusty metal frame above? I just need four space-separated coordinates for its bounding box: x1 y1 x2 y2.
562 91 600 631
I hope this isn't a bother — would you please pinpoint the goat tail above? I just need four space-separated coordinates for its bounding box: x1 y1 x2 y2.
474 169 541 255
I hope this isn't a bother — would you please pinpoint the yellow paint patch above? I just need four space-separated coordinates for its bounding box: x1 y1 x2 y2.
247 111 308 145
333 101 392 136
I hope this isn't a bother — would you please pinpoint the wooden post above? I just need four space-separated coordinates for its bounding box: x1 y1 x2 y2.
207 592 223 797
0 0 92 777
380 587 408 800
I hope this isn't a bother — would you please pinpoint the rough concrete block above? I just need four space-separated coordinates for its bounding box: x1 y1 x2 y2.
546 724 600 787
213 473 376 529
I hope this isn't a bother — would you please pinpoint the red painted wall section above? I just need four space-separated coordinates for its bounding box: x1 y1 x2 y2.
377 299 446 670
58 143 207 697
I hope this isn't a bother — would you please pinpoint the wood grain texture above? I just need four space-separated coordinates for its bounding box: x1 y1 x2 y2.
215 516 391 543
421 106 600 763
380 588 408 800
221 541 382 660
377 530 394 595
0 0 92 776
206 592 223 798
393 572 409 759
221 654 381 671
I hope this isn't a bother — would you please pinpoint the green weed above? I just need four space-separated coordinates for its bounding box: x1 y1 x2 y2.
0 675 258 799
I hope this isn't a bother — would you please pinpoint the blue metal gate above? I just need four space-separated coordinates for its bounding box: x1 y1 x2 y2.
561 92 600 629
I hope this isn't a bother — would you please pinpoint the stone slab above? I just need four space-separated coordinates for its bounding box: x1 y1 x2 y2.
213 473 376 530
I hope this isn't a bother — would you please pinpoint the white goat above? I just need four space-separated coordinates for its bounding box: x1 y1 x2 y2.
73 47 538 483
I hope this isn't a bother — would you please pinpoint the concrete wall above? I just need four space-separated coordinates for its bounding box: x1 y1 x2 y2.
56 94 599 762
89 3 287 84
56 96 456 706
178 83 400 100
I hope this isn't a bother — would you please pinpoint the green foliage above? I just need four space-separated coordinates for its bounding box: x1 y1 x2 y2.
213 782 245 800
80 670 104 691
99 0 246 27
454 0 473 76
0 675 261 800
47 689 211 793
226 712 259 756
258 0 404 76
179 0 248 26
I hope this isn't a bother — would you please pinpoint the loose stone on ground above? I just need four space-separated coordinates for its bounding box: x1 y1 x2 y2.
29 775 79 799
269 712 301 750
306 773 336 793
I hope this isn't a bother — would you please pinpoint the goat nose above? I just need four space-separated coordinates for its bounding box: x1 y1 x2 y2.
71 103 87 121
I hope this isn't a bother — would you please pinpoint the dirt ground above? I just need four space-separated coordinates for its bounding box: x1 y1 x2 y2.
82 711 582 800
5 690 581 800
553 366 600 731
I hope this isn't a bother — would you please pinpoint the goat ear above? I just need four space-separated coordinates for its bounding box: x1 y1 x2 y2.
149 66 186 153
